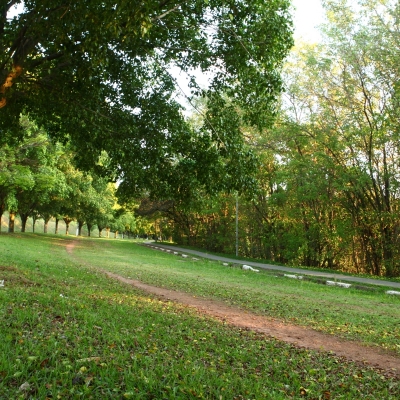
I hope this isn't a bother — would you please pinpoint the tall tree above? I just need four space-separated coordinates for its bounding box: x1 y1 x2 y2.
14 118 61 232
270 0 400 276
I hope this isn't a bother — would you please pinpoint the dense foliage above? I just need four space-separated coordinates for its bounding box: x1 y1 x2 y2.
0 122 141 237
1 0 293 199
141 0 400 277
3 1 400 277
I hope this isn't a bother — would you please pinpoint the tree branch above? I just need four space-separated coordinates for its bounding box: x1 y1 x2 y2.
152 5 180 22
29 51 64 69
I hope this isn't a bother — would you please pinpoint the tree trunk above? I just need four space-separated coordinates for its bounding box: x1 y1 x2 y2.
78 220 84 236
0 203 4 223
32 216 36 233
383 226 395 277
87 223 92 237
64 218 73 235
20 213 29 232
55 218 59 234
44 217 50 234
106 227 110 238
8 212 16 233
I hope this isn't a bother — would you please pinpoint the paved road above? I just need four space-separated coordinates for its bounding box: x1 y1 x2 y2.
149 243 400 290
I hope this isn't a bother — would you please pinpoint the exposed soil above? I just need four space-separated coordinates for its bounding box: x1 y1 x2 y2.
65 241 76 254
65 239 400 378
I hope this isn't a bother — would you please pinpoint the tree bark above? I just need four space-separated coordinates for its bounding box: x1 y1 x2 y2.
78 220 84 236
63 218 73 235
44 217 50 233
32 216 36 233
20 213 28 232
8 212 15 233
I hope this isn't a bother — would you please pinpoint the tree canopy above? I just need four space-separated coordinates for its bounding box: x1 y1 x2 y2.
1 0 293 200
131 0 400 277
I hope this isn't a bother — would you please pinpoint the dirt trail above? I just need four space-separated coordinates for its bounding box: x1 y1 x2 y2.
66 239 400 378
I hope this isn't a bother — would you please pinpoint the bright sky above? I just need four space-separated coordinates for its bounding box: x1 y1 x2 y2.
291 0 325 43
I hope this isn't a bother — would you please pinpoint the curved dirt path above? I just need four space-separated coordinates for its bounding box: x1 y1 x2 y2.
65 239 400 378
104 271 400 378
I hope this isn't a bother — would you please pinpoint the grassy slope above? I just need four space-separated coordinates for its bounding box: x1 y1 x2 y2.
0 233 399 399
76 239 400 355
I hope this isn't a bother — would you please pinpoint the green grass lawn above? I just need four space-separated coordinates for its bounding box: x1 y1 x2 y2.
0 233 399 399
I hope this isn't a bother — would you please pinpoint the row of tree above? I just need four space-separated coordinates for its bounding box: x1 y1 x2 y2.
0 117 151 237
1 0 293 201
0 0 293 241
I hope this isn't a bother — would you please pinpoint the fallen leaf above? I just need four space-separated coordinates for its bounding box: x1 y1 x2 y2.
85 375 94 386
19 382 31 392
300 387 308 396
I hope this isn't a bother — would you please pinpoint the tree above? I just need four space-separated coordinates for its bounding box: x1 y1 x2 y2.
0 118 41 232
263 0 400 276
57 165 94 235
13 119 61 232
128 0 400 277
0 144 33 220
75 176 115 237
1 0 293 200
92 183 115 238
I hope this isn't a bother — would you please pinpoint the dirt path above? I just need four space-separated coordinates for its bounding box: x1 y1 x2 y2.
104 271 400 377
65 239 400 378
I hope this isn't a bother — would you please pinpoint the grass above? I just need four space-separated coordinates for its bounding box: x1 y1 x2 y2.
0 233 399 399
161 242 400 283
74 239 400 355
